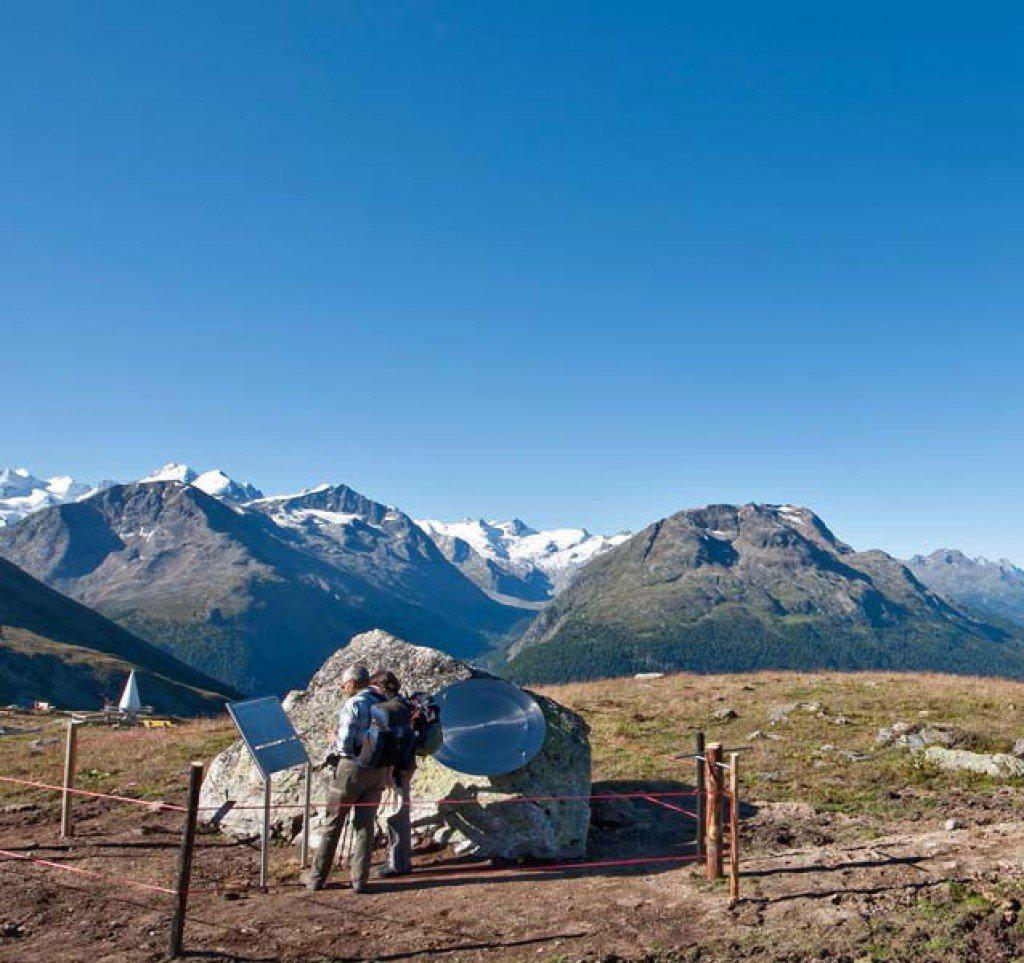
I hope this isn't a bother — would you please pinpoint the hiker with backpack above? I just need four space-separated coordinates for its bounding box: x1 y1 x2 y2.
369 671 442 878
302 664 402 894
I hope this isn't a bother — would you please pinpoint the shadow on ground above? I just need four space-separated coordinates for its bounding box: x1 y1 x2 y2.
334 777 762 891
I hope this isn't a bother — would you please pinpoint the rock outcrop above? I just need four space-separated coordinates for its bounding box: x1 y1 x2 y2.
875 721 972 750
199 630 591 859
923 747 1024 779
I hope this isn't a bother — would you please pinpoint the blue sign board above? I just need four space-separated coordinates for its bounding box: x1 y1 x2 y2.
228 697 309 778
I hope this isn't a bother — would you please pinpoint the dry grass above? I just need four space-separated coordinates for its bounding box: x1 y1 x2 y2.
0 712 237 812
543 670 1024 824
4 669 1024 833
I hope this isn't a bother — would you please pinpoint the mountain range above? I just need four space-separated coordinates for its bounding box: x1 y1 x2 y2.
414 518 629 607
0 467 104 526
906 549 1024 628
0 473 532 694
507 504 1024 683
0 554 237 713
4 461 1024 700
1 463 625 603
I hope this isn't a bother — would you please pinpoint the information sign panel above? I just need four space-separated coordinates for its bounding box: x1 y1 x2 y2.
228 697 309 778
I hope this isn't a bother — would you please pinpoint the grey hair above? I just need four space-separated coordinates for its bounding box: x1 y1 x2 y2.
341 664 369 686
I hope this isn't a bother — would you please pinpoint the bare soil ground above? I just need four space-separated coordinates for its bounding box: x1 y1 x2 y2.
4 671 1024 962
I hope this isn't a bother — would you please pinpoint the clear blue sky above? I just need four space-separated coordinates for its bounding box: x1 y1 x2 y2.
3 3 1023 561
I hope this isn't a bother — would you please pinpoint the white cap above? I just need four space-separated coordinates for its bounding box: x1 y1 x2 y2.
342 665 369 686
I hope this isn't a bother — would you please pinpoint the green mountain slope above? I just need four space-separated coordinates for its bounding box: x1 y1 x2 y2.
0 556 238 713
507 504 1024 683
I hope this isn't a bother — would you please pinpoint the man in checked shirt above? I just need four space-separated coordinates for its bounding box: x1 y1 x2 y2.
302 665 389 893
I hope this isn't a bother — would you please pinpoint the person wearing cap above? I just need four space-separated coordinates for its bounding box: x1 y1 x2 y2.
302 664 389 893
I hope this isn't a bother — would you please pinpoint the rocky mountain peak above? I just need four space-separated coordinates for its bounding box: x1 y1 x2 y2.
191 469 264 503
497 518 537 538
249 482 407 532
137 463 262 504
912 548 974 567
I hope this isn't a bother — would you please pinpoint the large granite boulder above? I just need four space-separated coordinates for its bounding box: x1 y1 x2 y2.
200 629 591 859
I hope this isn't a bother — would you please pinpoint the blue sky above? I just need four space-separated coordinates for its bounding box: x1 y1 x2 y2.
3 3 1023 561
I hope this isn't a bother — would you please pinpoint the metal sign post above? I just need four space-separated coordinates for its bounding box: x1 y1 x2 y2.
226 697 310 890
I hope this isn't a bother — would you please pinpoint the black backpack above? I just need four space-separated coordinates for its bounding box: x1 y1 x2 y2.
357 695 416 771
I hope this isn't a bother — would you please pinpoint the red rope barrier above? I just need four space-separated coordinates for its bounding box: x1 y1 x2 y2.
0 774 184 812
0 847 176 895
197 789 703 812
1 773 703 817
639 795 700 820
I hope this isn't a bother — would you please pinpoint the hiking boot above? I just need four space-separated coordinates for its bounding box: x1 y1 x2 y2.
300 869 324 892
376 866 410 879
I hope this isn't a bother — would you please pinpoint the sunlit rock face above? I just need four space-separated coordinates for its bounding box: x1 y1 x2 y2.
200 629 591 859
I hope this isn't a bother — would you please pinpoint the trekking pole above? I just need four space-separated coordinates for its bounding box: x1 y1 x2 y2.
301 762 312 870
339 809 353 867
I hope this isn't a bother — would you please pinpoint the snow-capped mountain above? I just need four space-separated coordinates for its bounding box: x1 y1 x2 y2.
2 460 620 606
140 463 264 503
416 517 630 605
0 467 105 526
2 461 265 527
192 469 263 503
139 462 198 484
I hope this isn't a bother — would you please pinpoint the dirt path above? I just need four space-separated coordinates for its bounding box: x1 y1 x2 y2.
4 791 1024 962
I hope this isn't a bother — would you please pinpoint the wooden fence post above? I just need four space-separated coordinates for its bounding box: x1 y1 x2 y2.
704 742 724 880
169 761 204 959
694 731 705 860
728 751 740 903
60 720 79 839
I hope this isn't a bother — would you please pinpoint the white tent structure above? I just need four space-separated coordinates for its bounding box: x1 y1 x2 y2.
117 670 142 713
